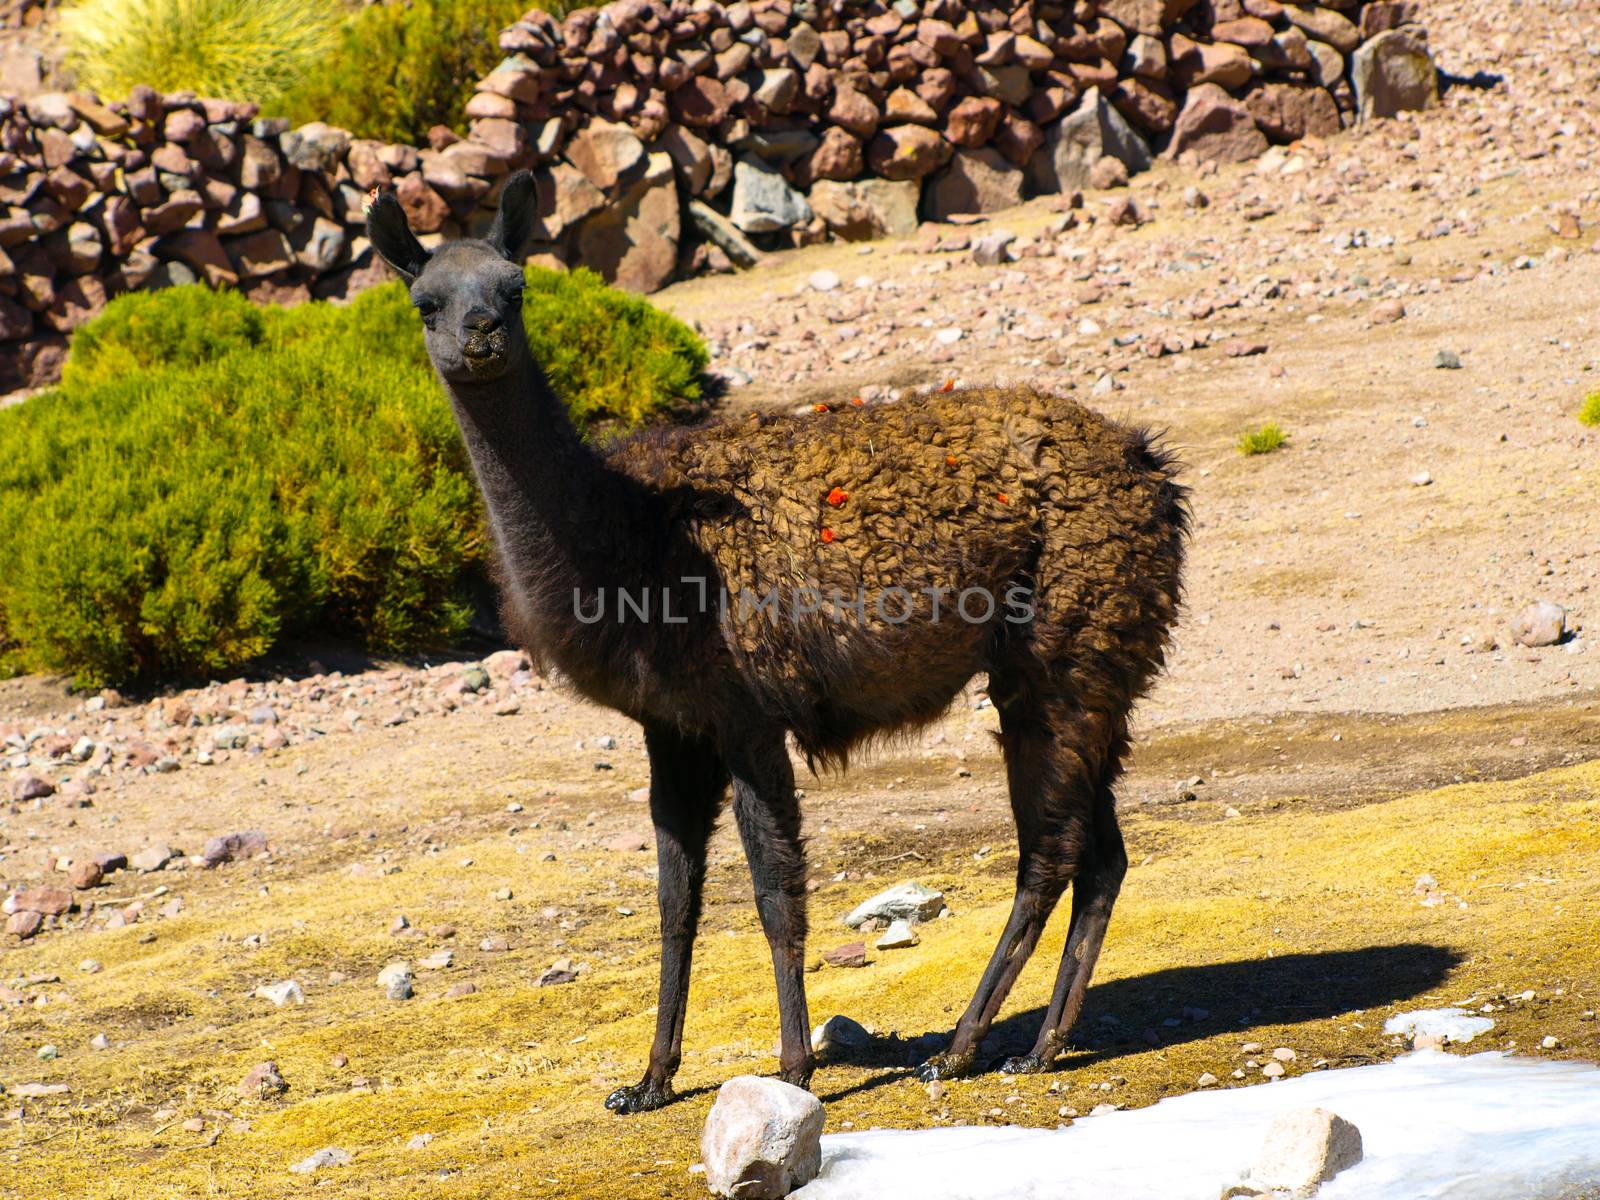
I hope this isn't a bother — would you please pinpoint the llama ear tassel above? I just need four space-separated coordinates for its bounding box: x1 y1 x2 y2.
485 169 538 263
365 190 431 284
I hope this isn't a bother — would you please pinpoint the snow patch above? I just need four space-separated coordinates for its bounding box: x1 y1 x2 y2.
794 1052 1600 1200
1382 1007 1496 1043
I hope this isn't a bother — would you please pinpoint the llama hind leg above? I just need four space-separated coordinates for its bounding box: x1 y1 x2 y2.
727 729 816 1089
917 692 1096 1082
1001 780 1127 1074
606 726 727 1115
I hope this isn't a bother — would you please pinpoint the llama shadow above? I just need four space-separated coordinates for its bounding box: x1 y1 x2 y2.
1439 68 1503 93
818 943 1461 1101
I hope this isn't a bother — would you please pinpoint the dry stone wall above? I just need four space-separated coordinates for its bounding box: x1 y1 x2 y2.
0 0 1434 390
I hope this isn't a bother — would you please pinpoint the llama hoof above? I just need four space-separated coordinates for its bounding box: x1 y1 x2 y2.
916 1050 978 1082
605 1079 674 1114
999 1053 1053 1075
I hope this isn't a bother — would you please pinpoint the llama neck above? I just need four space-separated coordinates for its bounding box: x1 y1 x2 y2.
439 349 656 641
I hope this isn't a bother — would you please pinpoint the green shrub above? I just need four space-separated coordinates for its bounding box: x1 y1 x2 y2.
0 268 706 687
59 0 340 110
1237 423 1288 456
277 0 531 145
1580 392 1600 427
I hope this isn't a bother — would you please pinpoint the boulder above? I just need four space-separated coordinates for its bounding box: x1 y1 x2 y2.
688 200 763 269
796 127 863 185
728 157 812 233
1351 28 1438 122
1251 1107 1364 1194
865 125 953 181
811 1014 873 1057
530 163 606 241
1028 87 1152 194
700 1076 824 1199
574 153 679 293
1283 4 1361 53
843 881 947 928
1510 601 1566 648
809 178 921 241
565 119 645 190
280 122 350 172
1166 83 1268 164
1245 83 1342 142
924 147 1025 221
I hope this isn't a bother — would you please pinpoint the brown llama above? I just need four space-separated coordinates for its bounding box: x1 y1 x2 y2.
367 171 1188 1114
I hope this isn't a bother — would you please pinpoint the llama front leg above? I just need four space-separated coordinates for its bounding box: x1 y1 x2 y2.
606 727 727 1115
727 732 815 1090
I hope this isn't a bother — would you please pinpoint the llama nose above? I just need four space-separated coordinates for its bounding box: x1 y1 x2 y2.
465 309 502 336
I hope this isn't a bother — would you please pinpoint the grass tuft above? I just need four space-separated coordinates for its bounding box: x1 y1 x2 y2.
1579 391 1600 427
60 0 341 108
1236 423 1288 456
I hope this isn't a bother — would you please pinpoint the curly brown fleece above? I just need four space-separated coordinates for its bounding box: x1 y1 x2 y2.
609 386 1188 769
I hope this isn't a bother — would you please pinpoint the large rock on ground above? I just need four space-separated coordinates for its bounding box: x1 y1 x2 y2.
1245 83 1342 142
1166 82 1269 164
924 147 1025 221
574 153 679 292
812 178 921 241
1251 1107 1364 1193
728 156 812 232
1510 601 1566 648
701 1076 824 1199
1027 87 1152 195
843 881 946 929
1351 28 1439 122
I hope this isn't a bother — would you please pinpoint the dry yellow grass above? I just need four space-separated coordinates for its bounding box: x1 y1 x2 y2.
3 757 1598 1199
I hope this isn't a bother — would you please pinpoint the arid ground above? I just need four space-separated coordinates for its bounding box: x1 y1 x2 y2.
3 1 1600 1196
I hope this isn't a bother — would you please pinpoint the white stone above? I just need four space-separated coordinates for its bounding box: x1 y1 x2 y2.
842 882 946 929
377 962 414 1000
1250 1107 1363 1194
289 1146 352 1174
254 980 305 1006
701 1076 824 1198
812 1014 873 1058
875 919 919 949
1510 601 1565 648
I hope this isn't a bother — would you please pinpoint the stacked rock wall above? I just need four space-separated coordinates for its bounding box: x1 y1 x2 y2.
0 0 1431 390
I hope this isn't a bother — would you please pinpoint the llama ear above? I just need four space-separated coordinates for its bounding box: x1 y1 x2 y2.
485 169 538 263
366 192 431 284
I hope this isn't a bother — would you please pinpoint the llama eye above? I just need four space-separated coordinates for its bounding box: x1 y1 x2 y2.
415 301 439 323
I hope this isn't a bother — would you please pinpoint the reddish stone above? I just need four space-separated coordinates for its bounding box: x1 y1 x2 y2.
1245 82 1342 143
1167 83 1268 163
5 910 42 939
159 230 238 288
13 886 73 916
68 861 103 890
797 127 863 185
866 125 953 180
395 173 450 234
828 85 880 138
44 275 107 332
1112 76 1179 133
944 96 1002 147
669 75 731 128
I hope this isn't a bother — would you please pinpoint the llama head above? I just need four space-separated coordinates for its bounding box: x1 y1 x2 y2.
367 170 538 384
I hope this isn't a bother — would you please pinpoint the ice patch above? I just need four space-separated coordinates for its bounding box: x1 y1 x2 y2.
794 1052 1600 1200
1383 1007 1496 1043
